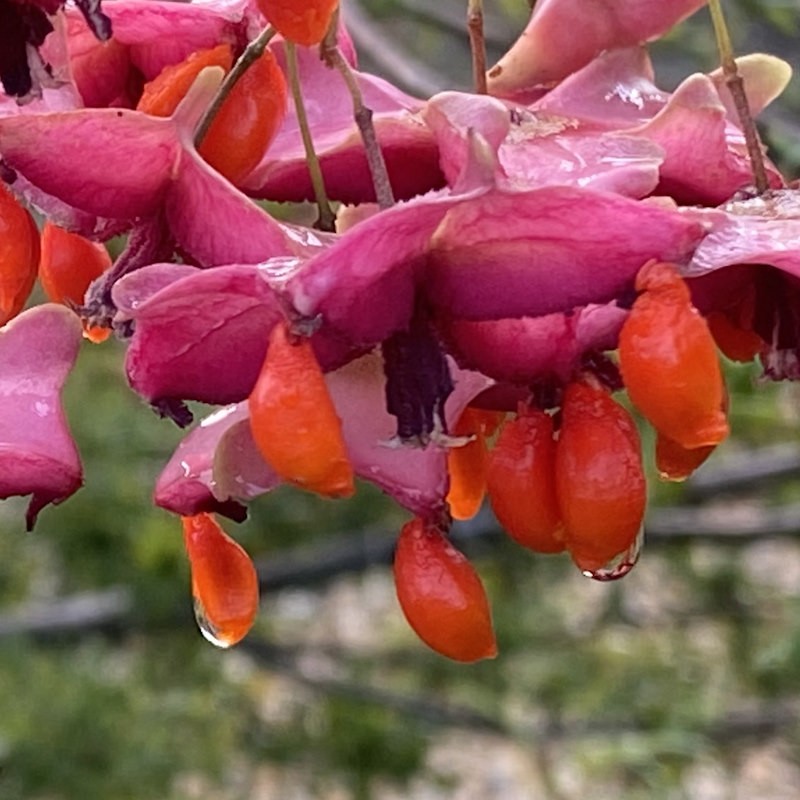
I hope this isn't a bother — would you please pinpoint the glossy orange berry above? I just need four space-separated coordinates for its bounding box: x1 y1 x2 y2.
619 261 728 449
248 322 355 498
555 381 646 573
256 0 340 47
393 517 497 662
446 408 504 521
138 45 288 186
197 48 288 185
706 310 763 363
39 222 113 342
137 44 234 117
655 432 714 482
0 183 39 327
182 513 259 647
486 406 565 553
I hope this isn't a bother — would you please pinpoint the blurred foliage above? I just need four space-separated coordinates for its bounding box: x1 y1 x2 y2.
2 1 800 799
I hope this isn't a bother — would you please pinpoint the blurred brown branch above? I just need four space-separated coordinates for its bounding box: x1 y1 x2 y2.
5 443 800 639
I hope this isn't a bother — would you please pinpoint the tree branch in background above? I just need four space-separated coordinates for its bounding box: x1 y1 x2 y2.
682 444 800 501
344 0 445 96
5 446 800 640
240 637 507 732
7 496 800 642
387 0 515 49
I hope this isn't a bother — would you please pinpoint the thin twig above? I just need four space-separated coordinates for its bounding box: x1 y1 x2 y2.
0 588 132 638
7 502 800 641
684 444 800 501
707 0 769 194
240 638 507 732
285 40 336 231
321 10 396 209
467 0 488 94
194 25 277 147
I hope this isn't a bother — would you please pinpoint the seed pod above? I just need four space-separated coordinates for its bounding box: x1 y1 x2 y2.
619 261 728 449
257 0 340 47
447 408 503 521
39 222 112 342
394 517 497 662
248 322 354 498
138 45 288 185
486 406 565 553
556 381 646 572
0 184 39 327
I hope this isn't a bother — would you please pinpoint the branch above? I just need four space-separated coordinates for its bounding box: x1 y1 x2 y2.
238 636 800 743
255 498 800 594
683 444 800 501
322 17 396 209
240 637 507 732
707 0 769 194
467 0 488 95
0 587 132 638
7 441 800 640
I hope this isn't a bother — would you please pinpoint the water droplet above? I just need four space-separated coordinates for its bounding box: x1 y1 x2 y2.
199 403 239 428
257 255 304 286
193 595 235 649
580 526 644 582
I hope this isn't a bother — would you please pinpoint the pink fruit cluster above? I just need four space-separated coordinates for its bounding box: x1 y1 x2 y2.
1 0 798 656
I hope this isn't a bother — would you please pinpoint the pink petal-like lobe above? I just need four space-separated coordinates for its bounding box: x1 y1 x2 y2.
488 0 707 99
0 305 83 528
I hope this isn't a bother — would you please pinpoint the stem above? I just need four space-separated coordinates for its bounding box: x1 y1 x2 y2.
467 0 488 94
83 214 173 330
194 25 276 147
321 10 395 209
707 0 769 194
285 41 336 232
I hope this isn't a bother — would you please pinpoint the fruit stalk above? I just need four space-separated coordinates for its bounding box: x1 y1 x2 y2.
321 10 396 209
467 0 488 94
707 0 768 194
285 40 336 231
